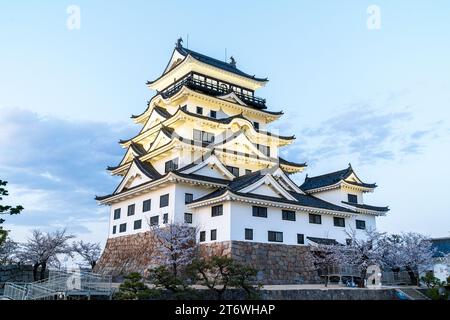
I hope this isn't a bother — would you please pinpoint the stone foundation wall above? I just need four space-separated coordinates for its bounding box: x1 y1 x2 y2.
94 232 160 279
200 241 319 284
96 233 319 284
0 265 37 294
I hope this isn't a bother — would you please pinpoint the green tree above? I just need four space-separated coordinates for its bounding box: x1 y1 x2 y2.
0 180 24 245
187 256 261 300
114 273 153 300
147 266 197 300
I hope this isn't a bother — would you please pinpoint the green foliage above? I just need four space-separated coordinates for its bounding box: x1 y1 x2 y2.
187 256 261 300
0 180 24 245
147 266 198 300
426 288 448 300
420 273 445 288
114 273 153 300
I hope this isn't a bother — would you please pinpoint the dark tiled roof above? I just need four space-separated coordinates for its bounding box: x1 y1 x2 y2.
96 171 229 202
173 172 229 185
291 192 355 213
279 157 307 168
130 143 146 156
135 159 162 180
307 237 339 245
189 185 355 214
153 106 172 118
176 46 268 83
300 165 376 191
431 238 450 258
341 201 389 212
189 188 228 203
228 171 264 190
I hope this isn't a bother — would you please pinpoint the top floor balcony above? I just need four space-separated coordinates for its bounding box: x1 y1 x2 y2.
161 75 267 110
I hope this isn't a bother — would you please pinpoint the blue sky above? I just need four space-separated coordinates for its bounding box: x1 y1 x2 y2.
1 1 449 245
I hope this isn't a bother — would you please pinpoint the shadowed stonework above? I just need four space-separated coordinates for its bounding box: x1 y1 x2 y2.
95 233 319 284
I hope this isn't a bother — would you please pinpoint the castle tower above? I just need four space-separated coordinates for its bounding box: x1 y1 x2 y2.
95 40 388 281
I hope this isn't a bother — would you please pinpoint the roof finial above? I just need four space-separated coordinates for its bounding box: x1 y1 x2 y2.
229 56 236 68
176 37 183 49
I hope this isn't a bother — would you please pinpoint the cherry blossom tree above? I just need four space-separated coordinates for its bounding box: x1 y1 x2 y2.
150 222 198 277
380 232 435 284
312 228 387 287
17 229 75 280
0 237 18 265
72 240 102 269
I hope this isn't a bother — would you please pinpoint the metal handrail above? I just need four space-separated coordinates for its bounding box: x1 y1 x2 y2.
162 76 266 107
4 269 112 300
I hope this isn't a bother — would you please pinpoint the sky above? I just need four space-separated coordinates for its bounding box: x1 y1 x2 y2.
0 1 449 246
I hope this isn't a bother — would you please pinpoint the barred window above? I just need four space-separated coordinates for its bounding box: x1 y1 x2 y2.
268 231 283 243
211 205 223 217
282 210 296 221
309 214 322 224
143 199 151 212
113 208 121 220
127 204 135 216
252 206 267 218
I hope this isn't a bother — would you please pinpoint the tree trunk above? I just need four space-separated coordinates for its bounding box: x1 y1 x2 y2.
40 261 47 280
91 261 96 269
405 266 418 285
359 269 367 288
33 263 40 282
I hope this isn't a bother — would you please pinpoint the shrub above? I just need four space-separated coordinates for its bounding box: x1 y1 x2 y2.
187 256 261 300
114 272 154 300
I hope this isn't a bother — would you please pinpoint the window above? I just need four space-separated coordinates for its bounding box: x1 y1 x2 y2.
160 194 169 208
150 215 159 226
210 110 217 118
113 208 121 220
257 144 270 157
297 234 305 245
185 193 194 204
199 231 206 242
282 210 296 221
143 199 151 212
268 231 283 243
348 194 358 204
184 213 193 224
112 226 117 234
309 214 322 224
226 166 239 177
253 122 260 130
252 206 268 218
193 129 215 143
119 223 127 233
134 220 142 230
211 205 223 217
196 106 203 115
210 229 217 241
245 228 253 240
245 169 252 175
127 204 135 216
164 158 179 173
334 217 345 227
163 213 168 224
356 220 366 230
181 105 187 111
